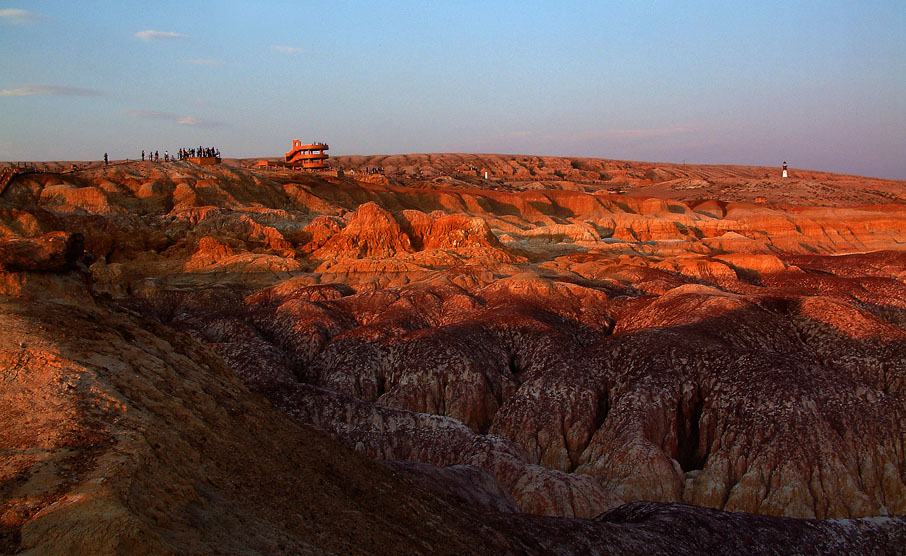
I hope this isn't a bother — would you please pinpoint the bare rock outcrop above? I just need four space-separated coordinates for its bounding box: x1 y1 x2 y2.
0 231 83 271
312 201 413 259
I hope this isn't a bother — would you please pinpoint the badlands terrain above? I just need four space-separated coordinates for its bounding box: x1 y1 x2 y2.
2 153 906 554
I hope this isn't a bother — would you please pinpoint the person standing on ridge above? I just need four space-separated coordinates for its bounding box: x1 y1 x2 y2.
104 153 108 165
142 150 145 161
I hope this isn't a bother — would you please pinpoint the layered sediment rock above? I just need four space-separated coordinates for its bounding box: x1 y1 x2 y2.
2 157 906 553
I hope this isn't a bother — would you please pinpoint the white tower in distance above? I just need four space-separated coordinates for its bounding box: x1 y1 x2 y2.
782 161 788 178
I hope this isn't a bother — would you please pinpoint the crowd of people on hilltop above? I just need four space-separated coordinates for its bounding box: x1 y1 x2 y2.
140 147 220 162
179 146 220 160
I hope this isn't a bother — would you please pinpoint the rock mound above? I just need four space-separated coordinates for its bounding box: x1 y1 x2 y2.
312 202 413 259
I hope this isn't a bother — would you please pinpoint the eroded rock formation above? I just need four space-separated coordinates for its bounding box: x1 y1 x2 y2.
2 155 906 553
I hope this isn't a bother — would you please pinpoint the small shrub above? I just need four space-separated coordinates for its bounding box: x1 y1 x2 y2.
599 172 612 181
554 169 565 179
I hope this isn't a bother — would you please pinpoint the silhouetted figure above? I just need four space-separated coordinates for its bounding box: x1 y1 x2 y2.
155 151 159 162
104 153 108 165
165 150 169 162
142 150 145 161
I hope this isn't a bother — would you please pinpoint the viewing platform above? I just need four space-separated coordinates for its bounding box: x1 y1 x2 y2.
257 140 329 170
187 156 222 166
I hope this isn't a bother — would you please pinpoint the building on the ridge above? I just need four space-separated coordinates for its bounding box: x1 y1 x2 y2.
285 140 329 170
257 140 329 171
782 161 788 178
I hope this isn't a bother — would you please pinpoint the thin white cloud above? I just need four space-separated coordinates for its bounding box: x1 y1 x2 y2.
135 29 188 40
0 8 41 24
0 84 102 97
183 59 223 66
123 109 224 128
272 45 303 54
596 126 687 138
502 130 536 139
556 127 688 143
181 117 223 128
123 109 179 120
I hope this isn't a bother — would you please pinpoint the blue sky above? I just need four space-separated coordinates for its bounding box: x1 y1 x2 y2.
2 1 904 179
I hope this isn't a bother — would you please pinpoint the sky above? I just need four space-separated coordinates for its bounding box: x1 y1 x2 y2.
1 1 904 179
